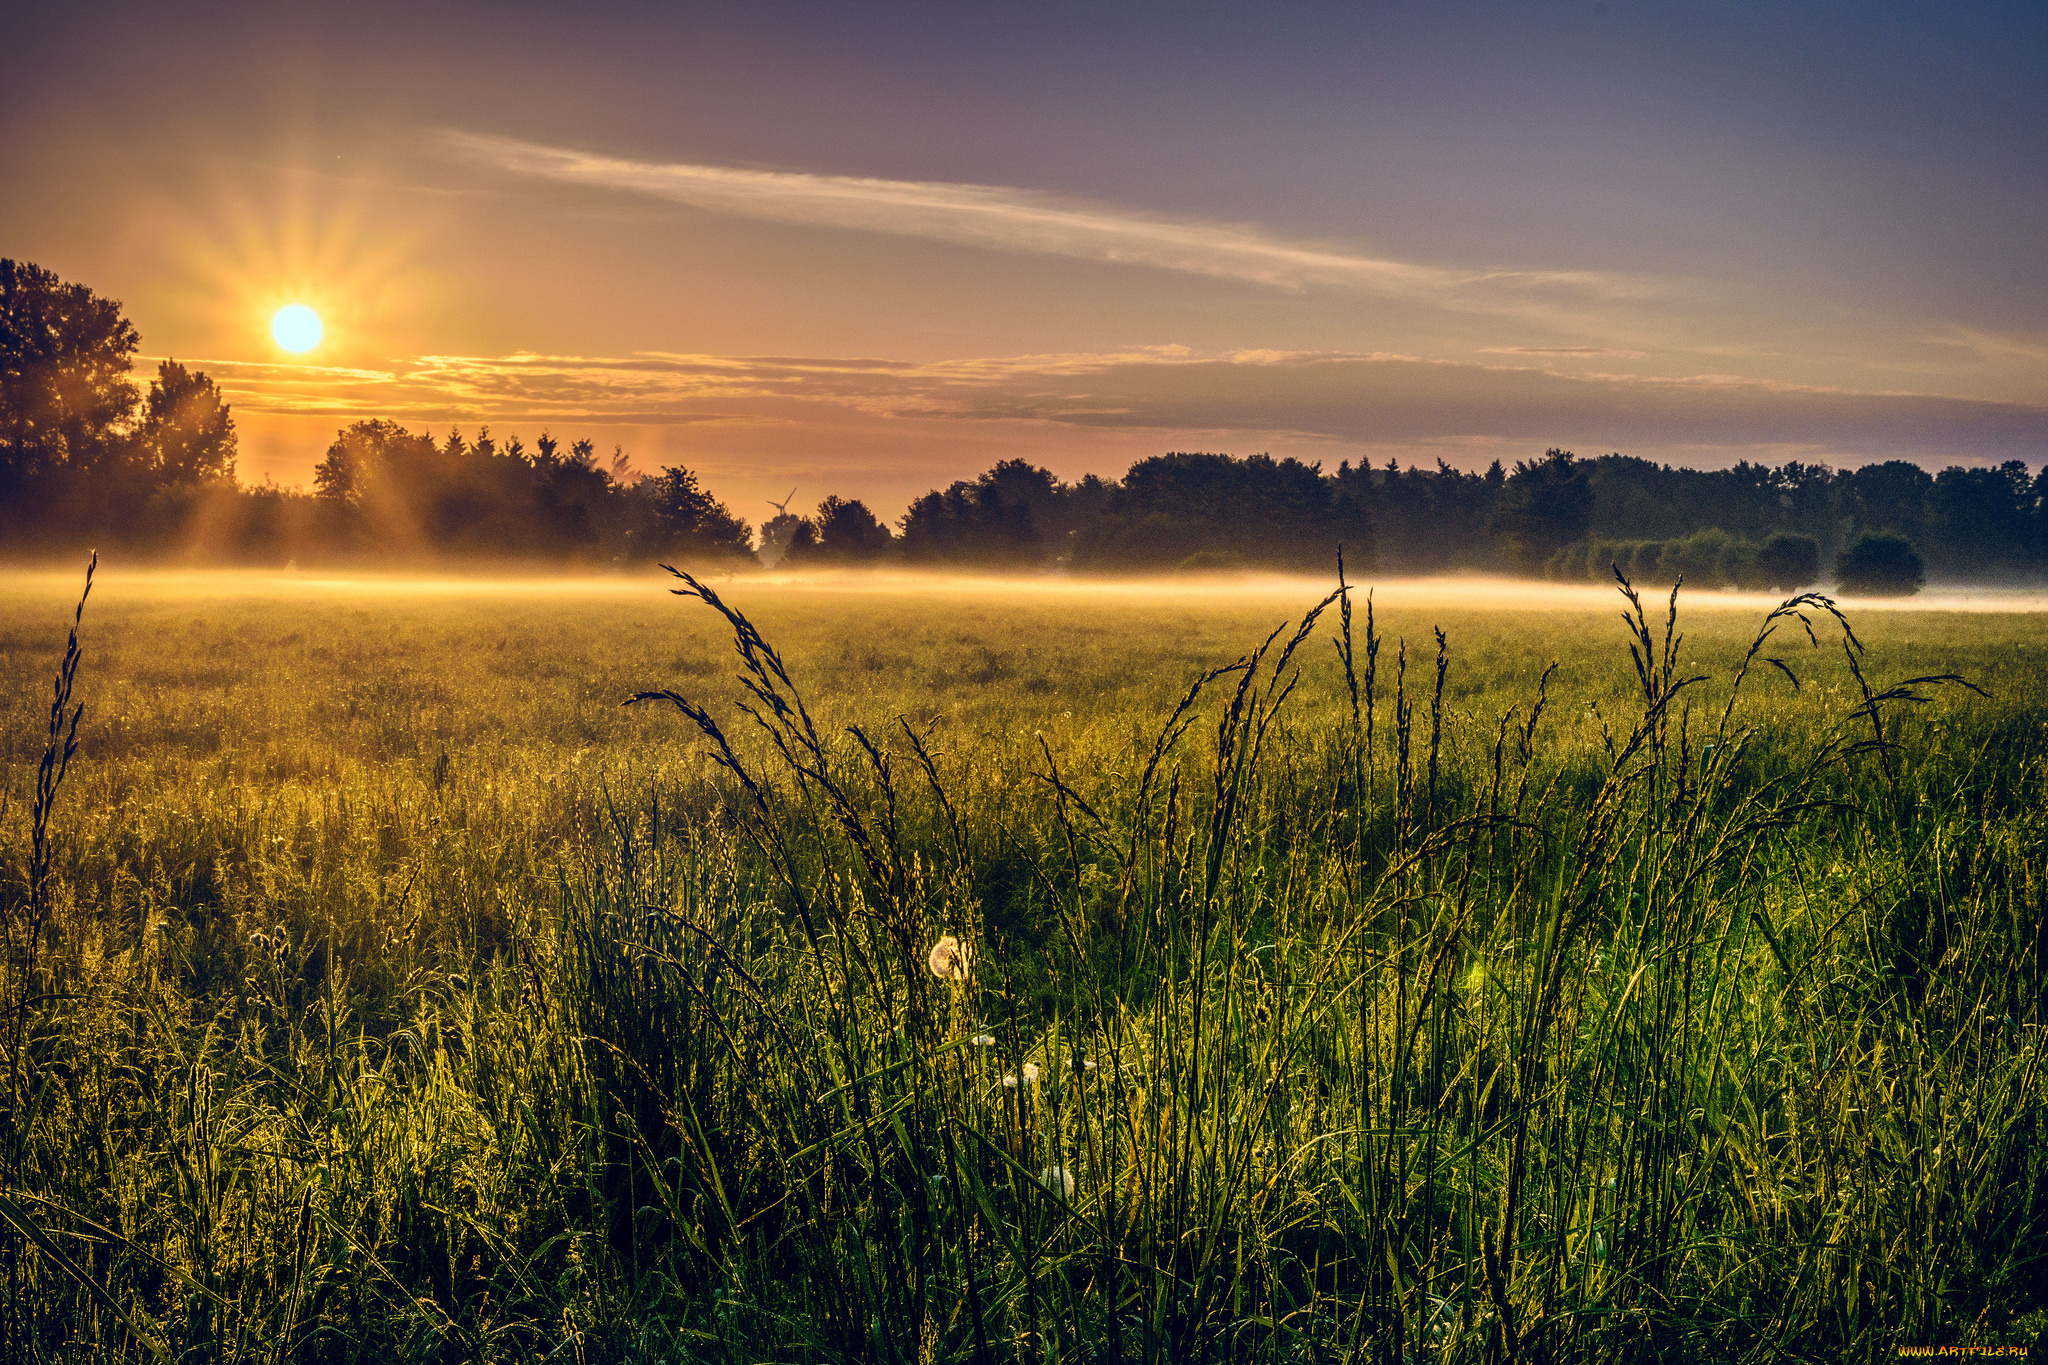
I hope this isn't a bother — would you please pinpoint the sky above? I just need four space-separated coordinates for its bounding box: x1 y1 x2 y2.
5 0 2046 521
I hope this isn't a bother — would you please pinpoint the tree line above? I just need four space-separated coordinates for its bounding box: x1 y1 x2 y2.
784 447 2044 592
6 260 2045 589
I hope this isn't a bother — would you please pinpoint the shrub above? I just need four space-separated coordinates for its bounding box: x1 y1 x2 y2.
1544 541 1598 581
1667 527 1735 587
1586 540 1633 581
1717 537 1764 590
1757 532 1822 591
1836 530 1925 596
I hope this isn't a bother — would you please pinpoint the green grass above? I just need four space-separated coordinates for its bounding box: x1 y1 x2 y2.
1 564 2046 1362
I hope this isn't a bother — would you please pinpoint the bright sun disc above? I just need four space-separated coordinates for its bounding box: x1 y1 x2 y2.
272 305 322 352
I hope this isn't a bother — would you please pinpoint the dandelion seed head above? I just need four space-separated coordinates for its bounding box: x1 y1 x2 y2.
1040 1164 1075 1199
927 935 972 981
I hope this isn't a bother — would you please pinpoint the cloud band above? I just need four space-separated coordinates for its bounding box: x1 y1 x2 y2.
438 130 1667 306
175 347 2048 467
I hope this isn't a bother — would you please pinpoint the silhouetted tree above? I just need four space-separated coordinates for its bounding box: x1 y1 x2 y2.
1073 451 1369 572
811 496 893 562
0 258 139 485
1924 462 2033 576
525 432 614 557
313 420 440 552
1843 461 1933 548
1836 531 1924 596
1756 532 1821 591
778 518 822 566
1 270 2040 586
973 460 1108 560
898 480 1040 566
1333 457 1494 572
756 510 805 567
137 361 236 485
644 464 753 563
314 420 434 507
1489 449 1591 574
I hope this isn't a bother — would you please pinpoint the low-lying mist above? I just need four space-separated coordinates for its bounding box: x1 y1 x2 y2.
4 563 2047 614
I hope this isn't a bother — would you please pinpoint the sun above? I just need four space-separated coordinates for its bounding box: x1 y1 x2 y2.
271 304 323 352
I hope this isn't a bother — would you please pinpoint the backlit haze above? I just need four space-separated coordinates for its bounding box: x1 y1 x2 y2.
6 0 2046 520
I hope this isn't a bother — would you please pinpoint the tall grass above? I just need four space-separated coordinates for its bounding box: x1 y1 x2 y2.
1 562 2044 1361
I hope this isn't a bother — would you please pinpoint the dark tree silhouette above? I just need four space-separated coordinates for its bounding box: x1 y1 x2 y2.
643 465 753 562
779 518 822 565
312 420 439 552
1489 449 1591 574
1842 461 1933 549
898 481 1040 566
525 433 615 557
1924 462 2032 576
1756 532 1821 591
1835 531 1925 596
756 510 806 567
1073 451 1369 571
1334 457 1495 573
0 259 140 485
811 496 893 562
137 361 236 485
0 259 2041 586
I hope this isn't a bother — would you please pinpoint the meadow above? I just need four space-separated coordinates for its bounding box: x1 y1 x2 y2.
1 563 2045 1362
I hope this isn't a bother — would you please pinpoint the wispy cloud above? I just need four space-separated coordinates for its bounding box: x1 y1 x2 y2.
438 131 1674 308
1481 346 1649 357
182 346 2048 468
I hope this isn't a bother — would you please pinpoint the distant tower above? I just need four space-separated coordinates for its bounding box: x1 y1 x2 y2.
757 489 803 567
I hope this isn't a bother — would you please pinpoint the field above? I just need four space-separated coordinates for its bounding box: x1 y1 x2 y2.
2 563 2046 1362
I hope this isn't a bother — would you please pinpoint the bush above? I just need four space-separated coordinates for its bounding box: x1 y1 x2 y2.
1836 531 1925 596
1544 540 1607 581
1756 532 1822 591
1666 528 1735 587
1588 540 1634 582
1717 537 1764 590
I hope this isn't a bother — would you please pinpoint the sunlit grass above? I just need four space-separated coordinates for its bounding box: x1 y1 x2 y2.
1 567 2045 1361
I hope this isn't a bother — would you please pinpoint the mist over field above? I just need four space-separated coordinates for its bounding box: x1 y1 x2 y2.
10 563 2048 617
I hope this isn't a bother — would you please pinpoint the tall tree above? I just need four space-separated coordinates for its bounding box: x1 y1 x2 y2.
312 420 439 552
1924 462 2033 576
1074 451 1366 571
313 419 435 507
137 360 236 485
1489 449 1592 574
1842 460 1933 545
0 259 140 482
811 495 894 562
644 464 753 561
898 481 1041 566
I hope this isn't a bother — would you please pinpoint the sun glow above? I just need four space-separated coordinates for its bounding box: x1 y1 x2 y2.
271 305 323 352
